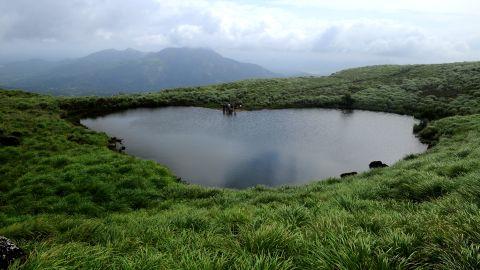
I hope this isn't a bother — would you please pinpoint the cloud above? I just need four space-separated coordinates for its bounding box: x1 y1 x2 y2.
0 0 478 71
311 20 466 58
271 0 480 15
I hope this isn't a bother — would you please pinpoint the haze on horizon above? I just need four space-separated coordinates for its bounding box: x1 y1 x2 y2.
1 0 479 75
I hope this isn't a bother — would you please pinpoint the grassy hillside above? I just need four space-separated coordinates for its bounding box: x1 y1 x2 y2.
61 61 480 121
1 61 480 269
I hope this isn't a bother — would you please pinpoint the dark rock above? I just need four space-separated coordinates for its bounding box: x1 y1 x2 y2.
107 137 125 152
0 136 20 146
369 161 388 169
110 137 122 143
340 172 358 178
0 236 26 269
413 119 428 133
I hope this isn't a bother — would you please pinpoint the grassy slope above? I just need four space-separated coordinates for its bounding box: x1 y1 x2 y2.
60 62 480 121
1 61 480 269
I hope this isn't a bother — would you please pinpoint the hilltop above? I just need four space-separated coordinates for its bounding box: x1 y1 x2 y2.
1 61 480 269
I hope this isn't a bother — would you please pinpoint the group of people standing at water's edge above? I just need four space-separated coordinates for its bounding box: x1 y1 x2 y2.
222 102 242 115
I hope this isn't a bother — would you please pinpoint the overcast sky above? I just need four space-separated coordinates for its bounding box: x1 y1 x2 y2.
1 0 479 74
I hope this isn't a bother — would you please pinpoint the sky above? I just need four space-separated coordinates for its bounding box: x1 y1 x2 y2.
0 0 479 74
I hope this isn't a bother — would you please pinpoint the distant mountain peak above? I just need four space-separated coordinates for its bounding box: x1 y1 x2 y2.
161 47 217 53
0 47 278 95
152 47 222 58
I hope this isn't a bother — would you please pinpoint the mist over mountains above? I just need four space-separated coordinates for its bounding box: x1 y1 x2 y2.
0 47 278 95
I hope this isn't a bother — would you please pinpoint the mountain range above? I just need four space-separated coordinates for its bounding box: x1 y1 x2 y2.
0 48 278 95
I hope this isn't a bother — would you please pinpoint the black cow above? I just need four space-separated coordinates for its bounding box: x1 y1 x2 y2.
369 161 388 169
0 236 26 270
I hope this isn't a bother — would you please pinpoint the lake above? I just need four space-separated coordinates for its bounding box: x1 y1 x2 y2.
82 107 427 188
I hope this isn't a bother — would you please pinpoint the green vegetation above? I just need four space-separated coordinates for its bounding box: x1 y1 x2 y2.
1 61 480 269
61 61 480 121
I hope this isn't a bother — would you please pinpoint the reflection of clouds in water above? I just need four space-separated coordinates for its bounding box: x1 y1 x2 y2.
224 150 298 188
119 132 249 187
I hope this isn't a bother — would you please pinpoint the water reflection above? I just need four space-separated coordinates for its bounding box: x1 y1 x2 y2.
82 107 427 188
224 151 299 188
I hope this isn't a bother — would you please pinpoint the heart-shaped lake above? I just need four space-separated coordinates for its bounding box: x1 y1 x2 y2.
82 107 427 188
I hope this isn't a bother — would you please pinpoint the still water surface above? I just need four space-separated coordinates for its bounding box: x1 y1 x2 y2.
82 107 427 188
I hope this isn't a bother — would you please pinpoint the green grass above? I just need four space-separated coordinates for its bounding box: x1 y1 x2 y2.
1 61 480 269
